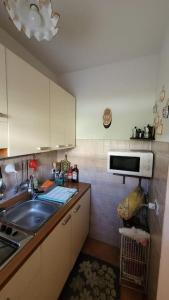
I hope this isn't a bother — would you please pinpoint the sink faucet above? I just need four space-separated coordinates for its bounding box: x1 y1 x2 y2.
28 175 34 195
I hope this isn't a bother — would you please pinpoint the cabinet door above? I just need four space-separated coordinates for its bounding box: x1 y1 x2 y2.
41 213 72 300
0 44 8 149
71 190 90 267
50 81 66 147
64 93 76 147
6 50 50 156
50 81 75 148
0 248 41 300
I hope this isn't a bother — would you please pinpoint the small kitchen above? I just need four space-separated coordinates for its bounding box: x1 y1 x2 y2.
0 1 169 300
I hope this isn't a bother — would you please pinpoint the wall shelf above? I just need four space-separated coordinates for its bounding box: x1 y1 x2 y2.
113 173 151 185
130 137 155 141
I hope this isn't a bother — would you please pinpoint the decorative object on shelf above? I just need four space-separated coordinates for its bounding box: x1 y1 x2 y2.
3 0 60 41
162 98 169 119
159 85 166 102
103 108 112 128
131 124 155 140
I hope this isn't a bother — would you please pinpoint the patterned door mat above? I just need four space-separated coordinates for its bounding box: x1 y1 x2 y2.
59 253 120 300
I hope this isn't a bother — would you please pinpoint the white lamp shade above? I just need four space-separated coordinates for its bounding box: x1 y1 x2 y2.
4 0 60 41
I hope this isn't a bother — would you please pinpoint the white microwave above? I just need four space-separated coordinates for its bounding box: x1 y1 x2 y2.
107 150 153 178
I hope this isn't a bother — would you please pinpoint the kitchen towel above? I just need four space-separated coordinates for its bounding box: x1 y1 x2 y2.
37 186 77 204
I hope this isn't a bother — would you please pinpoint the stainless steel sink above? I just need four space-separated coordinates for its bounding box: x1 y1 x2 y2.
0 200 62 233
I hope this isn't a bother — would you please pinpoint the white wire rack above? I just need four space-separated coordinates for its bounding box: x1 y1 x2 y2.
120 233 150 292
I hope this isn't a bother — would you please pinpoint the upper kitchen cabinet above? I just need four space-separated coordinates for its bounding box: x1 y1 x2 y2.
50 81 76 149
0 44 8 150
6 49 50 156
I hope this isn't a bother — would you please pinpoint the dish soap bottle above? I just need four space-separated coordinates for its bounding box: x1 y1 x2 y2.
72 164 79 183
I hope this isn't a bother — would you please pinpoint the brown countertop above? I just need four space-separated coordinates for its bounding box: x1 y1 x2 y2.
0 182 91 291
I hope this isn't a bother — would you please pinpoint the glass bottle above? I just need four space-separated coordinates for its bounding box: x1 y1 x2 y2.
72 164 79 183
67 166 73 181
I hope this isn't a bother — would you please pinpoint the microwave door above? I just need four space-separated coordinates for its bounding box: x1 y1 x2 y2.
109 155 140 174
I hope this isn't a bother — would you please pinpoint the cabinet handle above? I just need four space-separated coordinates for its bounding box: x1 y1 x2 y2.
55 144 73 149
62 214 71 225
55 145 65 148
37 147 51 151
73 204 81 213
0 113 8 118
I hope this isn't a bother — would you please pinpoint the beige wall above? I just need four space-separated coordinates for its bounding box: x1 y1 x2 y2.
156 164 169 300
58 55 158 140
154 25 169 142
148 142 169 300
0 27 58 83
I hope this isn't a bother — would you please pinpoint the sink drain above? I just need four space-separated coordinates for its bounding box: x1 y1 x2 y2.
35 217 43 223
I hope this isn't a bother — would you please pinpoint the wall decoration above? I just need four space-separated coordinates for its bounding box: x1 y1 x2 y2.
154 115 160 128
156 118 163 135
153 103 158 114
103 108 112 128
159 85 166 102
162 99 169 119
152 84 168 137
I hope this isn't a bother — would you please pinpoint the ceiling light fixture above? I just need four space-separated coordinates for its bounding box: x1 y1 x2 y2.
3 0 60 41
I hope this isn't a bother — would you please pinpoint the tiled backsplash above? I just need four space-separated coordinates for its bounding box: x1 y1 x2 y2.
148 141 169 300
0 151 57 196
57 139 151 247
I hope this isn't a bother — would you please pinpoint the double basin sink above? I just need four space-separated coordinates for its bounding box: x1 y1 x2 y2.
0 199 63 234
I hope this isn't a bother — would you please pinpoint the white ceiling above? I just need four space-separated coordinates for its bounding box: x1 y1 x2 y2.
0 0 169 75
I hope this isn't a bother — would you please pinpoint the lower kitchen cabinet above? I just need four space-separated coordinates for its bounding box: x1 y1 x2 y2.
0 189 90 300
71 189 90 267
41 190 90 300
0 248 41 300
40 212 72 300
